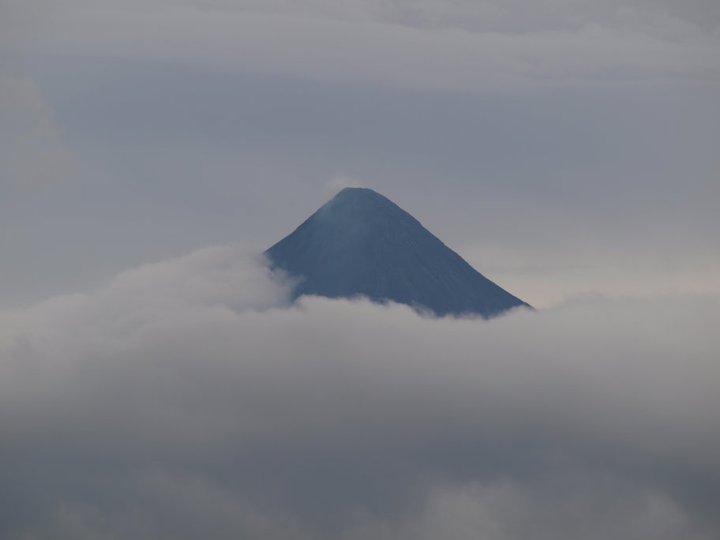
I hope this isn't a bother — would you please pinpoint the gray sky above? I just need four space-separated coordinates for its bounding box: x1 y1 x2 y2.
1 1 719 538
1 0 719 307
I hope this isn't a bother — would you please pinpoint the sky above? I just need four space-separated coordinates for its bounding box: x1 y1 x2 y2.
1 1 719 539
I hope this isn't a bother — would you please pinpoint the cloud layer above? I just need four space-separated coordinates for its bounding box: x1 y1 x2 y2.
3 0 719 90
1 246 718 539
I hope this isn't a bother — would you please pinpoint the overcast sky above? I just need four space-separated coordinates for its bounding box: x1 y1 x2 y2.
1 1 719 538
2 0 719 307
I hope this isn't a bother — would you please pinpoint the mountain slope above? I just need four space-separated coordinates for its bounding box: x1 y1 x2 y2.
266 188 530 317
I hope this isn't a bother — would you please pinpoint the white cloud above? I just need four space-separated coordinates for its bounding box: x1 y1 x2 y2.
346 481 713 540
3 0 719 90
0 246 718 538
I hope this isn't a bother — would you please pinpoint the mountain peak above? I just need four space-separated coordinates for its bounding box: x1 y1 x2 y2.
313 187 422 237
332 186 382 199
317 187 389 215
266 189 530 318
318 187 412 220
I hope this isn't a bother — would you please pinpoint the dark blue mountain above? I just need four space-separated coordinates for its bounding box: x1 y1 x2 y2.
266 188 530 318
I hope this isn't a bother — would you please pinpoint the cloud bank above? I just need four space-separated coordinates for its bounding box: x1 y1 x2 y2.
1 246 718 539
3 0 719 90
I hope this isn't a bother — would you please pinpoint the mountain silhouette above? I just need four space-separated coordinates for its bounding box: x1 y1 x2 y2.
266 187 530 318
